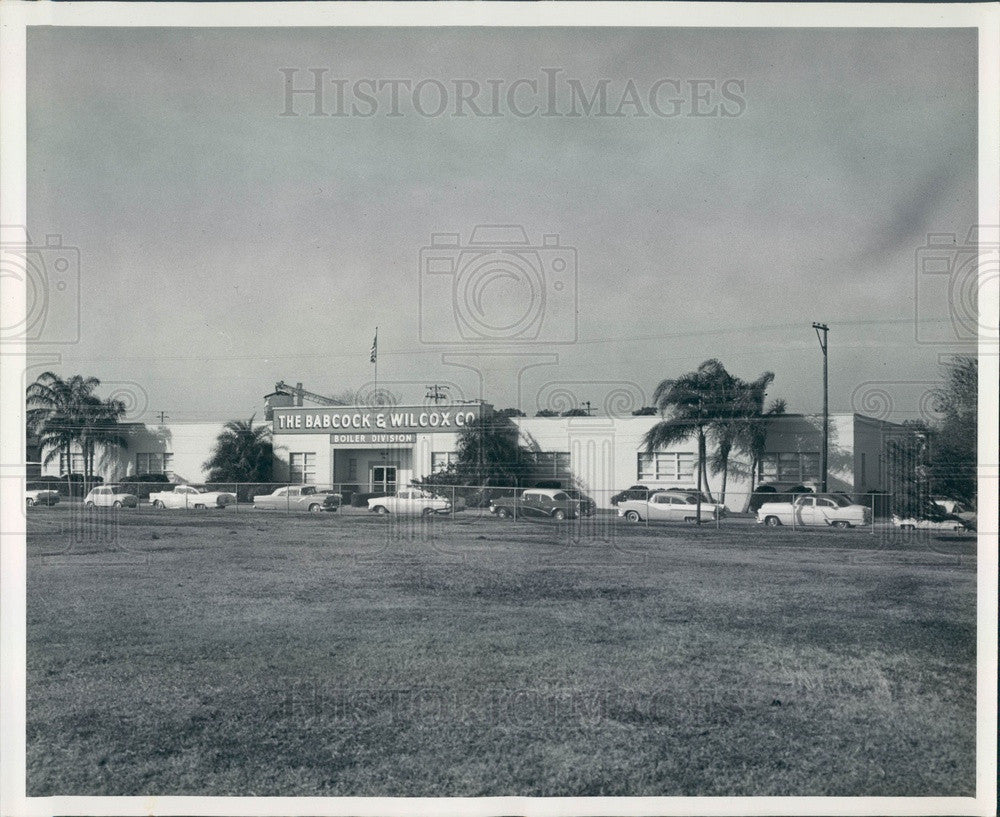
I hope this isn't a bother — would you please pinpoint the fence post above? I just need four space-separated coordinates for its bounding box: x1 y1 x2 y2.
871 494 876 535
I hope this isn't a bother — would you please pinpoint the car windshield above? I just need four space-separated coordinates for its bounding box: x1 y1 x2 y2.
826 494 852 507
552 492 569 501
300 486 316 495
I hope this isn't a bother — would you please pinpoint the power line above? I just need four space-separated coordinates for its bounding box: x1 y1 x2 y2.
55 317 963 363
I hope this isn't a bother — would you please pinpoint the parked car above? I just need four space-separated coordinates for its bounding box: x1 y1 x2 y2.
368 488 452 516
562 488 597 516
151 484 236 509
252 485 340 513
84 485 138 509
663 487 715 504
25 487 60 507
932 498 977 529
756 493 870 528
610 485 651 506
490 488 581 520
617 491 725 523
892 514 970 532
747 483 816 513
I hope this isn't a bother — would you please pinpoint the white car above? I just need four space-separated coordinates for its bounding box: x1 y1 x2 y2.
368 488 452 516
892 514 970 532
617 491 725 523
84 485 139 508
757 493 870 529
252 486 340 512
150 485 236 509
25 488 60 507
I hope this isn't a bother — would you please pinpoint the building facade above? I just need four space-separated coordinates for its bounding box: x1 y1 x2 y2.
38 394 906 511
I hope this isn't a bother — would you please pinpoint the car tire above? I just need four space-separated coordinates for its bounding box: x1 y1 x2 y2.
900 524 915 530
152 500 164 509
496 507 510 519
422 507 435 517
26 498 35 507
765 516 781 527
832 520 851 529
308 503 321 513
373 505 389 515
684 516 698 524
113 500 122 509
553 509 566 521
624 510 641 523
85 501 95 508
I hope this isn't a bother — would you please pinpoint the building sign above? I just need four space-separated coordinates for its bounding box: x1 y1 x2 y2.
330 433 415 445
272 405 483 435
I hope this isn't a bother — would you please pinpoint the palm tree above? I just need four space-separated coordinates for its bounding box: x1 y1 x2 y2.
708 371 776 505
79 395 129 488
735 395 787 508
203 416 273 483
26 372 129 492
643 359 737 501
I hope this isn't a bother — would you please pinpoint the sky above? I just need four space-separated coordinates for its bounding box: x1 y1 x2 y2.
26 26 978 424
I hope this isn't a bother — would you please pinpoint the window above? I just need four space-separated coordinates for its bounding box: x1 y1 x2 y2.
524 451 571 479
759 452 820 482
431 452 458 473
59 452 90 475
136 452 174 476
637 452 696 481
289 452 316 484
347 457 358 481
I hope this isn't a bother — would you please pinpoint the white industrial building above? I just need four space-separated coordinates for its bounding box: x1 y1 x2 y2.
37 387 907 511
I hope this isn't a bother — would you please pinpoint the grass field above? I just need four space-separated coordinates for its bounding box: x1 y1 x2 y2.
26 505 976 796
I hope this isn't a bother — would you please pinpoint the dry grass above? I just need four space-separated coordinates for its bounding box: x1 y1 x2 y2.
26 506 976 796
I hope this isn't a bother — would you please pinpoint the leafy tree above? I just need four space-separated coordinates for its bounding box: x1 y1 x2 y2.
413 413 531 501
884 421 935 518
561 408 589 417
929 356 977 505
203 416 273 483
495 407 526 418
631 406 657 416
535 409 559 417
26 372 128 491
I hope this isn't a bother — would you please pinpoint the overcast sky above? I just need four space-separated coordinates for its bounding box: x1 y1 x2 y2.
26 27 977 423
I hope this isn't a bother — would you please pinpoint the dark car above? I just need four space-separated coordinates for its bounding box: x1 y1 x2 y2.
610 485 651 506
664 487 714 504
562 489 597 516
490 488 581 521
747 482 815 514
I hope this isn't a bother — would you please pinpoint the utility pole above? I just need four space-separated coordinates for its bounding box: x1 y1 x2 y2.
582 401 592 416
156 411 169 424
812 322 829 492
425 384 450 405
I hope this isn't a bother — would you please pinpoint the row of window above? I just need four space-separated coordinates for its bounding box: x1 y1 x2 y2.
57 448 821 485
432 451 573 476
58 452 175 477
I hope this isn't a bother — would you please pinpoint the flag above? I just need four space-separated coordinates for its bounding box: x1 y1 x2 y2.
370 329 378 363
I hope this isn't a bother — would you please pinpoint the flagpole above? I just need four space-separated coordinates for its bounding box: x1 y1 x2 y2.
372 326 378 403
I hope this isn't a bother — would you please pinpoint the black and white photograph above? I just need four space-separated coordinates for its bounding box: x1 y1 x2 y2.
0 3 997 816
